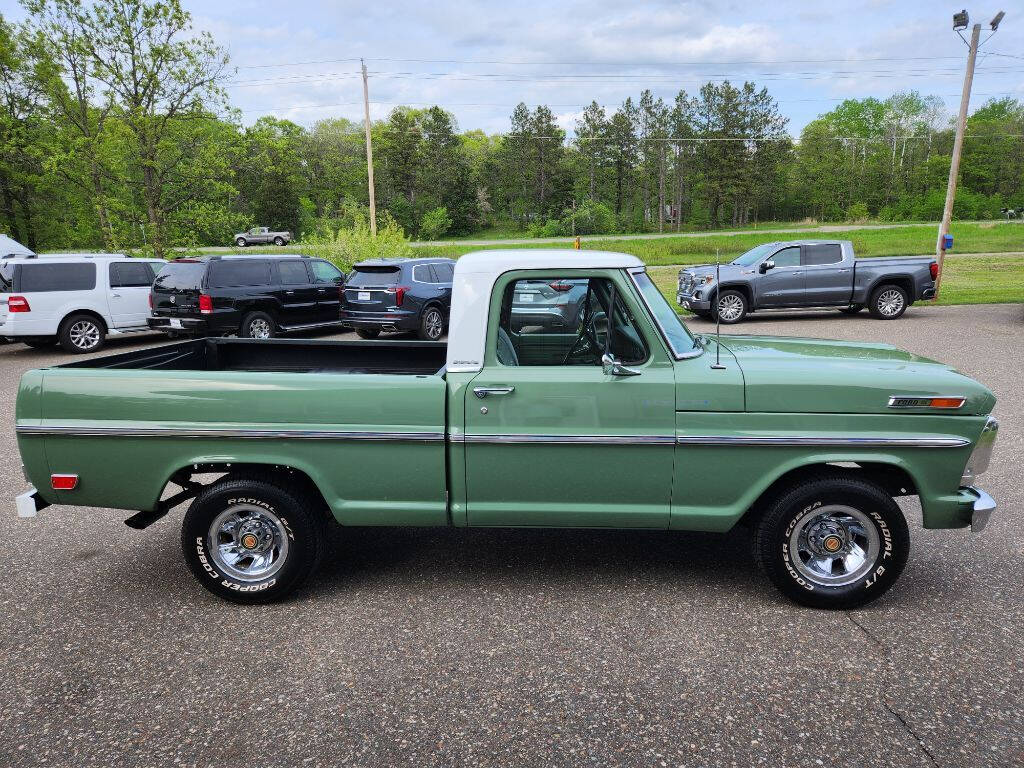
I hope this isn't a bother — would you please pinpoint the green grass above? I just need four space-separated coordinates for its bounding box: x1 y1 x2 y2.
411 221 1024 264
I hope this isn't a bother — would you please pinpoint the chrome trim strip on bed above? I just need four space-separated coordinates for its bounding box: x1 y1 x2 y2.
675 435 970 448
15 424 445 442
454 434 675 445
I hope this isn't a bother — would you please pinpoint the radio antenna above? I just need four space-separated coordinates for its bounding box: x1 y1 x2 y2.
710 248 726 370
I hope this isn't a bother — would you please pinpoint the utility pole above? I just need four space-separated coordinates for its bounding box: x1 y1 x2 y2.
361 59 377 236
935 9 1004 298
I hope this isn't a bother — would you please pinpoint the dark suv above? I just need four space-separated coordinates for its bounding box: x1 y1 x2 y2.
341 258 454 340
148 255 346 339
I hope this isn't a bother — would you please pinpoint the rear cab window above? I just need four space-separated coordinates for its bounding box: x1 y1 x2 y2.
802 244 843 266
18 262 96 292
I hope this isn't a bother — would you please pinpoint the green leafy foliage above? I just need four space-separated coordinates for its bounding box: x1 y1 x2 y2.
419 206 452 241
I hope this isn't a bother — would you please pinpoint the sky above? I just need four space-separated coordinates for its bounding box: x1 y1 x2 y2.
3 0 1023 136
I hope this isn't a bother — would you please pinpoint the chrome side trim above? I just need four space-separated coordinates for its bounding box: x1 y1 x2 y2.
454 434 675 445
15 424 445 442
675 435 970 448
887 395 966 409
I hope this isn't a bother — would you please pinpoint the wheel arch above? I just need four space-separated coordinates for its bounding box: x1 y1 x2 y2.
867 274 915 304
734 458 919 530
712 282 753 308
59 308 108 334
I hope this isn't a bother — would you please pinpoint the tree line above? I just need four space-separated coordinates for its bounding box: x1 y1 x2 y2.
2 0 1023 257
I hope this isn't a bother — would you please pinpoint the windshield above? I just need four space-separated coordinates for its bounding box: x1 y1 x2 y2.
629 270 698 356
731 243 778 267
153 261 205 291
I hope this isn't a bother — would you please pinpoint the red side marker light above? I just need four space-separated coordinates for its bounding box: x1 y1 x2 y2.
51 474 78 490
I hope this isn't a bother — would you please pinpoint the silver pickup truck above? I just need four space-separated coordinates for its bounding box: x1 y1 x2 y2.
677 240 937 323
234 227 293 247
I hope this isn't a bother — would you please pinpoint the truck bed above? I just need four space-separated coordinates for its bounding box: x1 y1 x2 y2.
59 337 448 376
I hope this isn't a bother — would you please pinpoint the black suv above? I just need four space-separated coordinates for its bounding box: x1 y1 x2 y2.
341 258 454 340
148 255 346 339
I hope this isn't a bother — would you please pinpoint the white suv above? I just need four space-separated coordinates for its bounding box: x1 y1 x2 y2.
0 255 165 353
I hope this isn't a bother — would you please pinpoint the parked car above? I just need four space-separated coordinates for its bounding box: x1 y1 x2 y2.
234 227 292 247
677 240 938 323
14 250 998 609
147 255 346 339
0 254 164 353
341 258 454 340
510 278 588 333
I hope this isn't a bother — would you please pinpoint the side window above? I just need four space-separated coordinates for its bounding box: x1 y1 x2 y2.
278 260 311 284
310 260 344 284
434 263 454 282
802 244 843 266
771 247 801 268
18 262 96 292
496 277 646 366
209 259 272 288
412 264 435 283
109 261 154 288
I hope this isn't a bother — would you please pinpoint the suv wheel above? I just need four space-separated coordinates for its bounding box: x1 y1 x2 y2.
753 473 909 609
235 237 247 247
355 328 380 339
181 477 326 604
240 311 276 339
58 313 105 353
713 289 747 324
273 236 285 246
868 284 908 320
419 306 445 340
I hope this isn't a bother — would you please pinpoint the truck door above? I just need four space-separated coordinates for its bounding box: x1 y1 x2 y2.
463 271 675 528
107 261 156 328
801 243 850 305
757 246 804 306
309 260 345 323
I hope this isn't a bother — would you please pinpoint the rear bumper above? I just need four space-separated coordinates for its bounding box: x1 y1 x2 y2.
16 486 49 519
341 310 419 332
148 316 209 333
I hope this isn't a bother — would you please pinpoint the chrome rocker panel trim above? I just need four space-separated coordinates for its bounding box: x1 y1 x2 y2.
16 424 445 442
451 434 969 448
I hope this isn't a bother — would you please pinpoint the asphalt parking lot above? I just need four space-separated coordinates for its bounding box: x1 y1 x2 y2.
1 304 1021 768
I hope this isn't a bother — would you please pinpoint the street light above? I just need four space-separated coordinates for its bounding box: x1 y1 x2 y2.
990 11 1005 30
953 9 969 30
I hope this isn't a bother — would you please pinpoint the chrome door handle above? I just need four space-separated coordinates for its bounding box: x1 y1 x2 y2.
473 386 515 399
111 293 121 298
285 290 295 294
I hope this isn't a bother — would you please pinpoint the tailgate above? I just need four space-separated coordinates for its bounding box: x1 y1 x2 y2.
151 261 205 315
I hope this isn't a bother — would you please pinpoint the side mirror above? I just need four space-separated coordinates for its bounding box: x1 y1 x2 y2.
759 260 775 274
602 352 641 377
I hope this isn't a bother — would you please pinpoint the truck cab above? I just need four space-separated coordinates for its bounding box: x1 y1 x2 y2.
14 250 998 608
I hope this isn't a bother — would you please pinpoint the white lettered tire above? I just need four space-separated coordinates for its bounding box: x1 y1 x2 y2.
181 478 326 604
753 474 909 609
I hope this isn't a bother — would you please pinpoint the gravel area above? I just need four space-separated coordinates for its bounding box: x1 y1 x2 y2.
0 305 1021 768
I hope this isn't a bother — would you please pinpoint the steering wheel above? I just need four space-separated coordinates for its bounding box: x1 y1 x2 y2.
561 306 604 365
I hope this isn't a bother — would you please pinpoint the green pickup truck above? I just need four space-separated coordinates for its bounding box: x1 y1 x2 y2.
14 250 999 608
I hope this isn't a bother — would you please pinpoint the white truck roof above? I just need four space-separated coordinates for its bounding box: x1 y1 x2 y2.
446 249 644 373
0 234 34 258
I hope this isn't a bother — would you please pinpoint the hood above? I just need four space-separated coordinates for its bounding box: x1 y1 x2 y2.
681 263 756 282
718 335 995 415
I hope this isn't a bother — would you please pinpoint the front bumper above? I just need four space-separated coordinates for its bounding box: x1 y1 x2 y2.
677 292 712 312
962 486 997 532
16 486 49 519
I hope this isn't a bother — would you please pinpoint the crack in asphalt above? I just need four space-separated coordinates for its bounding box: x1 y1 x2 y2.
846 612 888 653
884 701 941 768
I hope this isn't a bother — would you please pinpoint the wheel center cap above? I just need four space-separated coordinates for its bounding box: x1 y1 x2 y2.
240 533 260 550
823 535 843 553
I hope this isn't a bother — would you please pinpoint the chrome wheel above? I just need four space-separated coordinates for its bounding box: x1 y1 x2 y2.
717 293 745 322
789 505 880 587
208 504 290 582
424 308 443 339
69 320 101 350
876 289 905 317
248 318 272 339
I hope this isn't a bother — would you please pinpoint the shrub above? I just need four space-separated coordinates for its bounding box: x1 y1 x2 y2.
561 199 616 235
302 211 412 272
845 202 870 222
419 206 453 241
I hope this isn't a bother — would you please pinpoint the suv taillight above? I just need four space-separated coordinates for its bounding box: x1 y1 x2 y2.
7 295 30 313
199 294 213 314
929 261 938 280
387 285 409 307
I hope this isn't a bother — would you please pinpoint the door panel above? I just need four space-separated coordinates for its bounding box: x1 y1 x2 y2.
801 244 851 304
310 260 344 322
463 272 676 529
757 246 804 306
107 261 154 328
276 260 318 326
